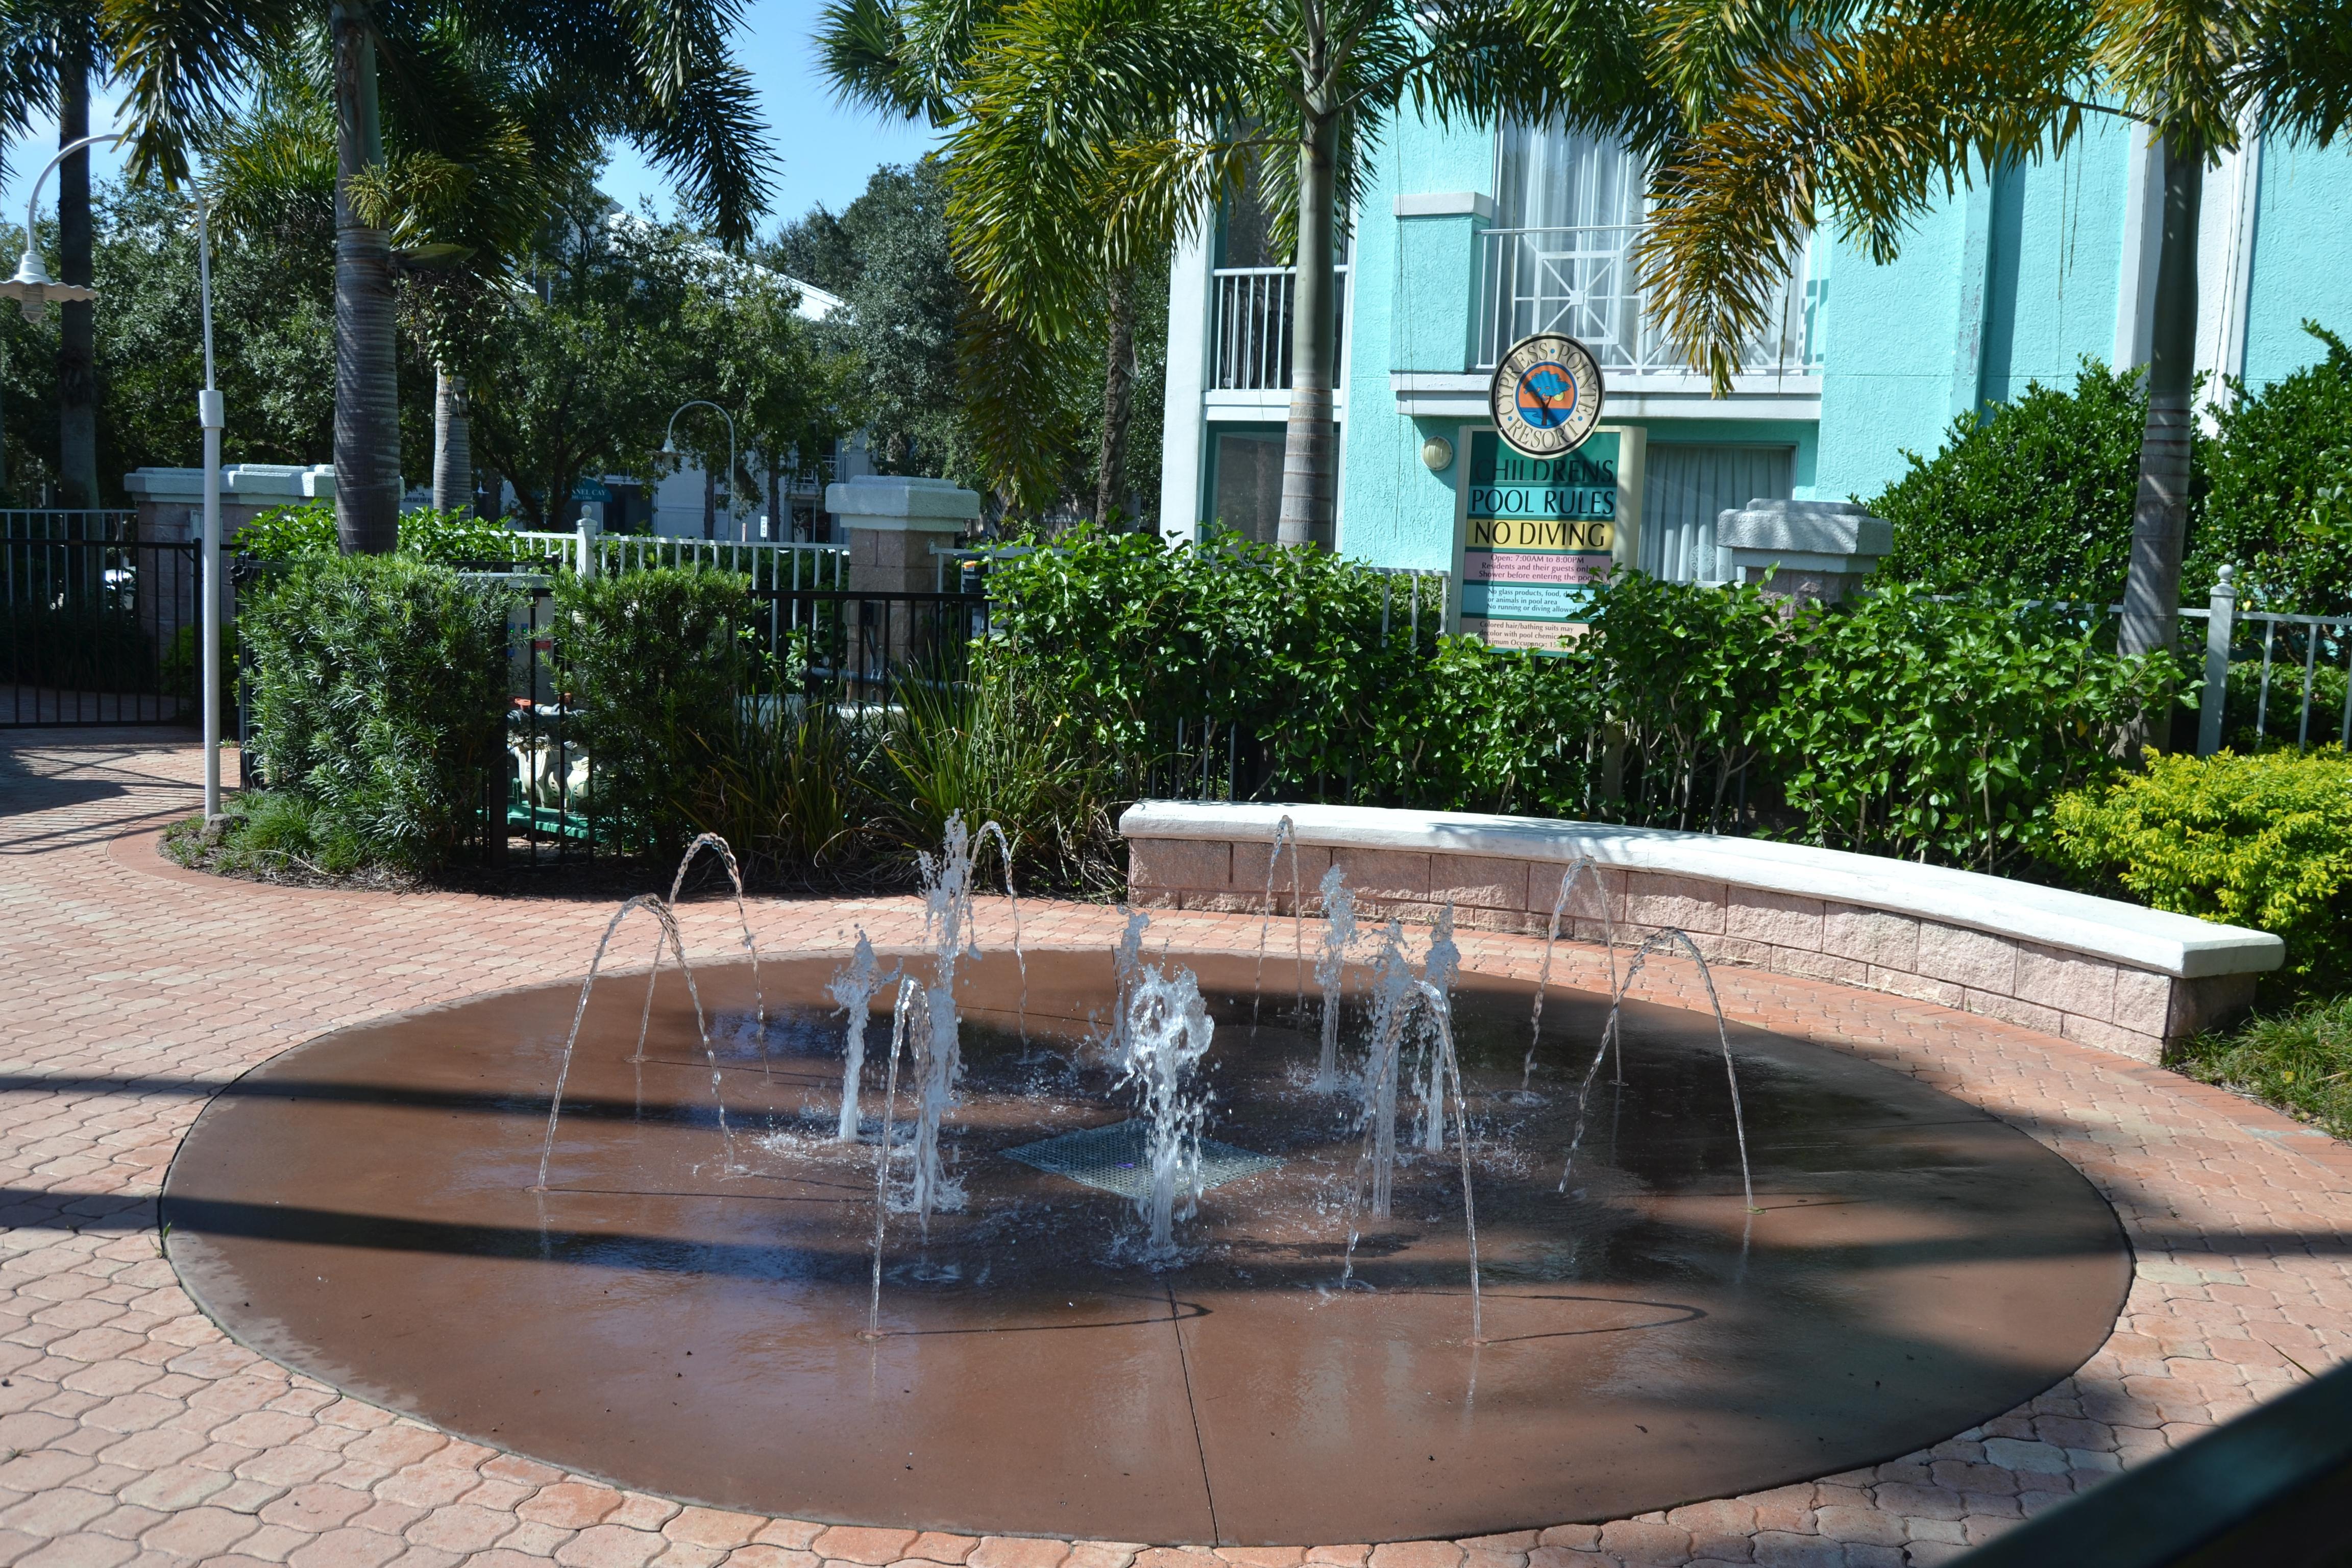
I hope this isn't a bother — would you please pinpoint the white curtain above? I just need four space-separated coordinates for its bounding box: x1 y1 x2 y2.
1640 445 1797 583
1494 126 1644 232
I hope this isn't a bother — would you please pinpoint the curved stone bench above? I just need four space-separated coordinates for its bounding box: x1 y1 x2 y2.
1119 801 2284 1064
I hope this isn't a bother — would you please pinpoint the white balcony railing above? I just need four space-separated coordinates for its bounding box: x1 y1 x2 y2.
1475 225 1816 377
1209 265 1349 391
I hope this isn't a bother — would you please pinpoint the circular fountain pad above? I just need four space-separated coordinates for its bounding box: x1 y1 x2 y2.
164 950 2128 1546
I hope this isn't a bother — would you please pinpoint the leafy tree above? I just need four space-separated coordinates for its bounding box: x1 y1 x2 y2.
812 159 979 485
107 0 773 552
0 177 356 495
929 0 1607 545
467 198 826 531
820 0 1161 523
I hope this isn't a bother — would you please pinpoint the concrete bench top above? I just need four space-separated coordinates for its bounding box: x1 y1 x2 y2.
1118 801 2283 981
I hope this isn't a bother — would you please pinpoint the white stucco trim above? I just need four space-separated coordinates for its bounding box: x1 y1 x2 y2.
2115 122 2163 371
2195 125 2263 416
1391 192 1496 220
1119 800 2284 979
1159 226 1213 543
1205 389 1349 420
1390 372 1819 422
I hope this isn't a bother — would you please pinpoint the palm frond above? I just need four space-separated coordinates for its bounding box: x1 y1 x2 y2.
102 0 307 182
1637 0 2094 391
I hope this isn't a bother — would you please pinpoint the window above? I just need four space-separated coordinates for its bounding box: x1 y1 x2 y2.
1207 429 1335 549
1493 125 1644 232
1640 445 1796 583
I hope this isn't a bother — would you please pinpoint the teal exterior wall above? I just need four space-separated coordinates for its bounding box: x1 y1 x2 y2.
1978 120 2134 404
1338 110 1496 572
1280 110 2352 565
2243 136 2352 389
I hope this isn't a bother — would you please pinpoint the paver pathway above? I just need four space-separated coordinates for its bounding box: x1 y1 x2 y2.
4 730 2351 1568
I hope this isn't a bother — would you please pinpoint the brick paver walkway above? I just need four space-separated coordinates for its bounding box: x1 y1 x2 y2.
4 730 2351 1568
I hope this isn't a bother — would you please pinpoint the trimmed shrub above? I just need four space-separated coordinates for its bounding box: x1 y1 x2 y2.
2051 747 2352 993
985 524 1431 792
242 553 512 870
238 500 556 567
1360 635 1598 817
552 567 753 856
1871 361 2171 604
1758 584 2177 871
2198 322 2352 612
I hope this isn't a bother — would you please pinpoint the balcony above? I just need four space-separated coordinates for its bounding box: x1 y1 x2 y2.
1209 265 1350 391
1474 225 1817 377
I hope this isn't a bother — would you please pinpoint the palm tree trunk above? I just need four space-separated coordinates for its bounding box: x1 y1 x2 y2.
56 46 97 510
332 2 401 553
2118 133 2203 660
432 370 472 513
1278 113 1340 548
1095 265 1136 527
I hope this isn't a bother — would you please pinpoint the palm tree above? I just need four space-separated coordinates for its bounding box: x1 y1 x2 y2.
203 46 603 519
104 0 773 552
902 0 1619 545
821 0 1149 524
1625 0 2352 659
0 0 107 506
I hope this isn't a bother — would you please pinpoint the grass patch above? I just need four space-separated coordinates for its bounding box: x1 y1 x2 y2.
162 792 419 891
2174 993 2352 1138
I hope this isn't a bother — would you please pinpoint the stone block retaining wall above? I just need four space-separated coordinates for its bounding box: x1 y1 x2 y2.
1125 826 2263 1066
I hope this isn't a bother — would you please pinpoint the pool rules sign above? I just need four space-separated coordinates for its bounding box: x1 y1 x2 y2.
1452 333 1644 652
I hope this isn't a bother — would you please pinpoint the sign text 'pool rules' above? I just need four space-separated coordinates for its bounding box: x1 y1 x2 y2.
1454 427 1627 653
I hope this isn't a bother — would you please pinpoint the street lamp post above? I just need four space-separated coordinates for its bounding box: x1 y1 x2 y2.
0 132 226 820
662 401 739 542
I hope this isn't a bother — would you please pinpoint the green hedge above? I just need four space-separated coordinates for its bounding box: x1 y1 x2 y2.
2052 747 2352 993
242 554 512 870
552 567 754 857
239 501 558 567
1873 330 2352 614
988 529 2174 875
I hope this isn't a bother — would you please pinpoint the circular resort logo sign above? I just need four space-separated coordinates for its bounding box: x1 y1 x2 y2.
1488 332 1605 458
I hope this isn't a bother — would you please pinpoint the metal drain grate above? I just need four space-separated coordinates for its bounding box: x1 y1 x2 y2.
1004 1119 1281 1201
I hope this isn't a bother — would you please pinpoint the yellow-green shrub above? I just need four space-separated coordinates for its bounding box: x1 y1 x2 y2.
2052 748 2352 991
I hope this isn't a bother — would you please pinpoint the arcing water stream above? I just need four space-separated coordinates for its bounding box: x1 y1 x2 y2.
537 820 1752 1345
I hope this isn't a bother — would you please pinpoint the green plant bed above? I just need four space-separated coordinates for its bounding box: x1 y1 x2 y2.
2174 994 2352 1141
163 792 424 890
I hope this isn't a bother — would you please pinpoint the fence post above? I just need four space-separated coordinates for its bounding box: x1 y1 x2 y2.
575 508 601 579
2197 565 2236 757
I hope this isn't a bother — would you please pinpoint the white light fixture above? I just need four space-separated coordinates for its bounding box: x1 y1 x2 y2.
0 250 94 322
0 132 118 323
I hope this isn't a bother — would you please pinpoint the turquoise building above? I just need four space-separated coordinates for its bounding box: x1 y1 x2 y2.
1155 118 2352 580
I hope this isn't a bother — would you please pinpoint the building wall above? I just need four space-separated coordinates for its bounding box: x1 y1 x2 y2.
1163 111 2352 564
1340 112 1513 572
2242 135 2352 389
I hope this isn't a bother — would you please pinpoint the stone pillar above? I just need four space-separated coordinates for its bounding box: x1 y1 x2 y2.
1716 499 1893 605
821 476 983 685
823 476 982 595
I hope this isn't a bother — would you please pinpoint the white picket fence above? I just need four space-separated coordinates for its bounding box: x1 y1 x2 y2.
509 528 848 591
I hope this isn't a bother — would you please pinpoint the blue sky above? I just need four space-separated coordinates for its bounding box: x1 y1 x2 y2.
0 0 939 238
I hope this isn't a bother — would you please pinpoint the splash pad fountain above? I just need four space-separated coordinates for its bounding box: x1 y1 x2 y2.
160 819 2130 1546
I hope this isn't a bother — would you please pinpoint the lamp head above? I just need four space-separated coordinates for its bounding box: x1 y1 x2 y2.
0 249 91 322
661 437 678 457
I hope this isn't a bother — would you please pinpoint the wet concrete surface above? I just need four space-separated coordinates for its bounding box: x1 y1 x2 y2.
160 948 2130 1544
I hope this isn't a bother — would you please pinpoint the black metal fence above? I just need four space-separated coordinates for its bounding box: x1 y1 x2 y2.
2 532 203 727
489 577 995 864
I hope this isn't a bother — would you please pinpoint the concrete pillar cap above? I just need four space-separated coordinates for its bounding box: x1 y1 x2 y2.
824 474 981 531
